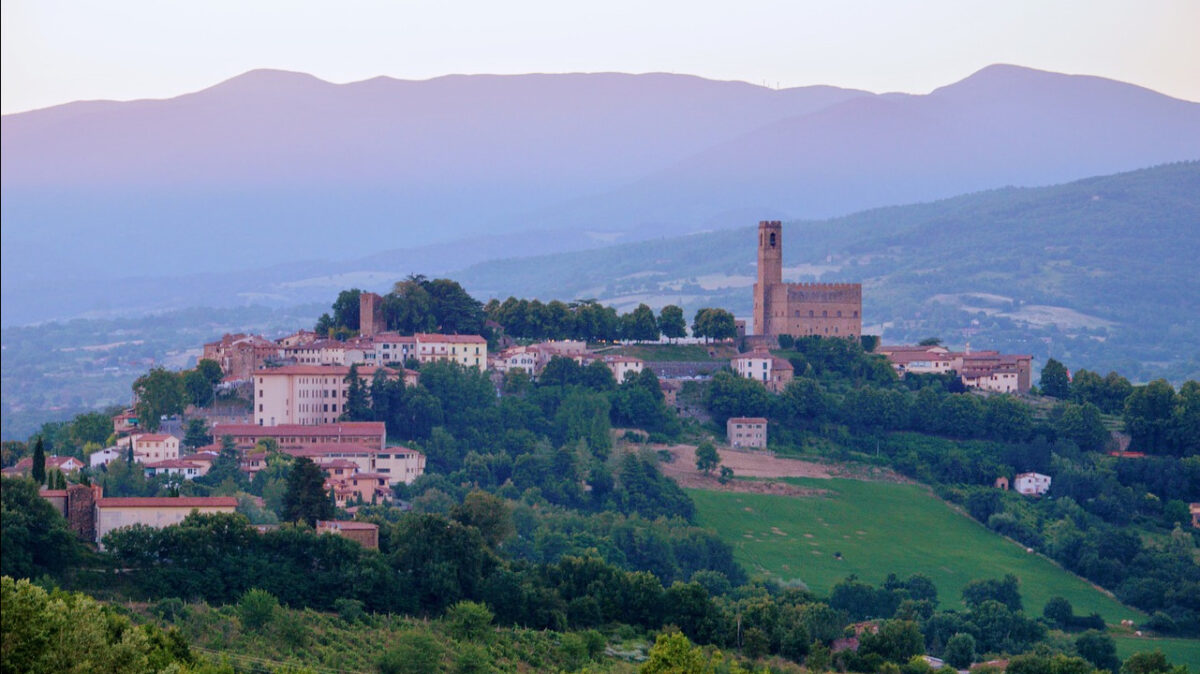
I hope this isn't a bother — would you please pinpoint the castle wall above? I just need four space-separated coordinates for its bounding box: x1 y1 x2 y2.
752 221 862 339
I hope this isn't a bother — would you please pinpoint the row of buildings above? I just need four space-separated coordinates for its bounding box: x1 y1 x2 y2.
203 330 488 382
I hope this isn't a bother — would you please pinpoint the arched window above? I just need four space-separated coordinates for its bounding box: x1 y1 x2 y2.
769 232 776 247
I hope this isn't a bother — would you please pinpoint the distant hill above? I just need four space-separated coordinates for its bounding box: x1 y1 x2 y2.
453 162 1200 382
3 65 1199 327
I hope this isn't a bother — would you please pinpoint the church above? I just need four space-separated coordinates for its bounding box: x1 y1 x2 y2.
752 220 862 339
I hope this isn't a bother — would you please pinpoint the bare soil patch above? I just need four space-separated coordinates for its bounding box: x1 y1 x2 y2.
655 443 906 494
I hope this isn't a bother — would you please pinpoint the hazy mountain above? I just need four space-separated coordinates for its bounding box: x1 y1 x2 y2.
3 65 1198 327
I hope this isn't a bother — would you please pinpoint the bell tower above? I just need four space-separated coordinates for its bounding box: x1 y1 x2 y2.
753 220 783 336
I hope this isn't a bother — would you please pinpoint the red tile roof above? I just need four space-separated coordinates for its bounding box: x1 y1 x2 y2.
96 497 237 508
213 422 385 436
414 333 486 344
728 417 768 424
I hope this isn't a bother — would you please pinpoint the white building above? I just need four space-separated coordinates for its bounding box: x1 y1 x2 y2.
253 365 398 426
1014 472 1052 496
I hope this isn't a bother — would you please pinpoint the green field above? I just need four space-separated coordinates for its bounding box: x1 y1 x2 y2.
1113 635 1200 668
689 478 1139 624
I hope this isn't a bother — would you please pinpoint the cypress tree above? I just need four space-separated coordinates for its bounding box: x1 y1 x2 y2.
31 437 46 485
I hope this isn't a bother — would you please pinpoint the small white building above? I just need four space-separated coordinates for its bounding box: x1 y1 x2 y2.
1014 472 1052 496
89 446 124 468
143 459 206 479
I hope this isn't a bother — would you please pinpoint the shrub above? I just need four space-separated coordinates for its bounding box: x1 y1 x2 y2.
446 600 494 642
334 597 365 623
378 632 443 674
237 588 279 631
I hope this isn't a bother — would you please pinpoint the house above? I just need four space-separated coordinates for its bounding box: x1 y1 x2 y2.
877 344 1033 393
130 434 181 463
731 349 794 393
597 355 645 382
251 365 400 426
413 333 488 370
2 455 86 477
1190 503 1200 528
372 333 417 365
491 346 538 374
284 442 426 486
727 417 768 449
89 446 124 468
328 472 391 507
95 495 238 548
202 333 282 381
1014 472 1052 496
112 408 139 435
143 458 206 479
316 520 379 549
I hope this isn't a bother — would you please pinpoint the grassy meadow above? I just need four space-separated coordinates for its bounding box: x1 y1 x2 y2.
689 478 1139 624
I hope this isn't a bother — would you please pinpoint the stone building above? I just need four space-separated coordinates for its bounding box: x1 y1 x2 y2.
752 220 862 340
727 417 768 449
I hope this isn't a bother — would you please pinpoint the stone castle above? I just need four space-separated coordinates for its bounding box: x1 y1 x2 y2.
752 220 862 339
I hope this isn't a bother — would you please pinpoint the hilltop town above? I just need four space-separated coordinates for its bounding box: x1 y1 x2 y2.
4 220 1198 672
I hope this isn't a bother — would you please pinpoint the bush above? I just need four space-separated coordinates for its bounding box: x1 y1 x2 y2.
151 597 187 623
943 633 975 669
237 588 279 631
446 600 494 641
334 597 365 623
378 632 443 674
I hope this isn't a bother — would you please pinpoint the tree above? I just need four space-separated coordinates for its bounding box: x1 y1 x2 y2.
133 368 187 431
658 305 687 341
1075 630 1119 673
1 476 80 578
451 490 514 549
943 633 976 669
446 600 494 641
281 457 334 526
962 574 1022 612
330 288 363 331
182 369 215 407
1040 359 1071 399
1054 402 1109 452
918 337 942 346
237 588 280 631
342 364 371 421
1043 596 1074 629
695 440 719 475
182 418 212 449
692 308 737 342
718 466 734 485
623 304 661 342
858 619 924 663
31 437 45 485
1124 379 1178 454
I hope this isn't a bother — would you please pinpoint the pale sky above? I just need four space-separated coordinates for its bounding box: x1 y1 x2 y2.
3 0 1198 115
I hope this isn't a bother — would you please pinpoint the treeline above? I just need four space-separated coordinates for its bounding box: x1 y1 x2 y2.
313 278 740 343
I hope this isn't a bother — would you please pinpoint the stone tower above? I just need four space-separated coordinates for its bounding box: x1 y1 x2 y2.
359 292 385 337
753 220 783 336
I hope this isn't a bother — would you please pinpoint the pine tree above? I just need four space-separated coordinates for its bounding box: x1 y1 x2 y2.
1040 358 1071 398
31 437 46 485
283 457 335 526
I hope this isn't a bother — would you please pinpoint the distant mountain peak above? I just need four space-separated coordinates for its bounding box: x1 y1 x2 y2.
199 68 333 95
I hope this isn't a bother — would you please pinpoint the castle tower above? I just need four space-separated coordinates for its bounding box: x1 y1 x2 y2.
359 292 385 337
753 221 783 336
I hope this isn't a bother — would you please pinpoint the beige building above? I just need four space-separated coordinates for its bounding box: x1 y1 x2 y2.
372 333 417 365
727 417 768 449
732 349 794 393
143 458 208 479
95 496 237 548
130 434 180 463
288 442 426 485
597 355 645 382
491 346 538 374
877 345 1033 393
414 333 488 370
317 520 379 549
252 365 398 426
753 221 862 340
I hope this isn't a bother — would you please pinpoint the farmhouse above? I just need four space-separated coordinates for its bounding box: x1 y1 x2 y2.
727 417 768 449
731 349 794 393
1014 472 1052 496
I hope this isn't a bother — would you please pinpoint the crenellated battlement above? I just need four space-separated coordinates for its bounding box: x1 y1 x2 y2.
787 282 861 291
753 219 863 339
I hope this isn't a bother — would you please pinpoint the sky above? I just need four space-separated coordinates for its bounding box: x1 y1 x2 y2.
3 0 1198 115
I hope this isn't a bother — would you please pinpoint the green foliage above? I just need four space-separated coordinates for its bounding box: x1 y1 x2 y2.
1 576 195 673
237 588 280 631
1 477 80 578
31 436 45 484
858 619 924 663
282 457 334 526
182 418 212 449
943 632 976 669
1043 596 1075 629
695 440 719 474
658 305 687 341
445 600 494 641
962 574 1022 612
705 371 769 425
378 631 444 674
692 307 737 342
133 367 187 431
623 303 661 341
1075 630 1120 673
451 490 514 549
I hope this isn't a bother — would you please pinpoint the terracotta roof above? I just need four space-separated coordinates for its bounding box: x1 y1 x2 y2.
213 422 385 436
144 459 203 469
372 333 416 343
317 459 361 470
288 444 380 457
96 497 237 508
348 472 391 480
254 364 395 376
317 520 378 531
728 417 768 424
414 333 486 344
133 434 177 443
180 452 219 463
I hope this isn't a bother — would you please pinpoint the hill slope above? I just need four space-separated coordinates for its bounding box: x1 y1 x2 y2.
454 162 1200 381
690 480 1136 623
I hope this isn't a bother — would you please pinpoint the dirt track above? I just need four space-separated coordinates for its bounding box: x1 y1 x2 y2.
656 444 904 495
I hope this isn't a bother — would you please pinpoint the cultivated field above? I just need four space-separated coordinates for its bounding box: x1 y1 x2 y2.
689 478 1140 624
